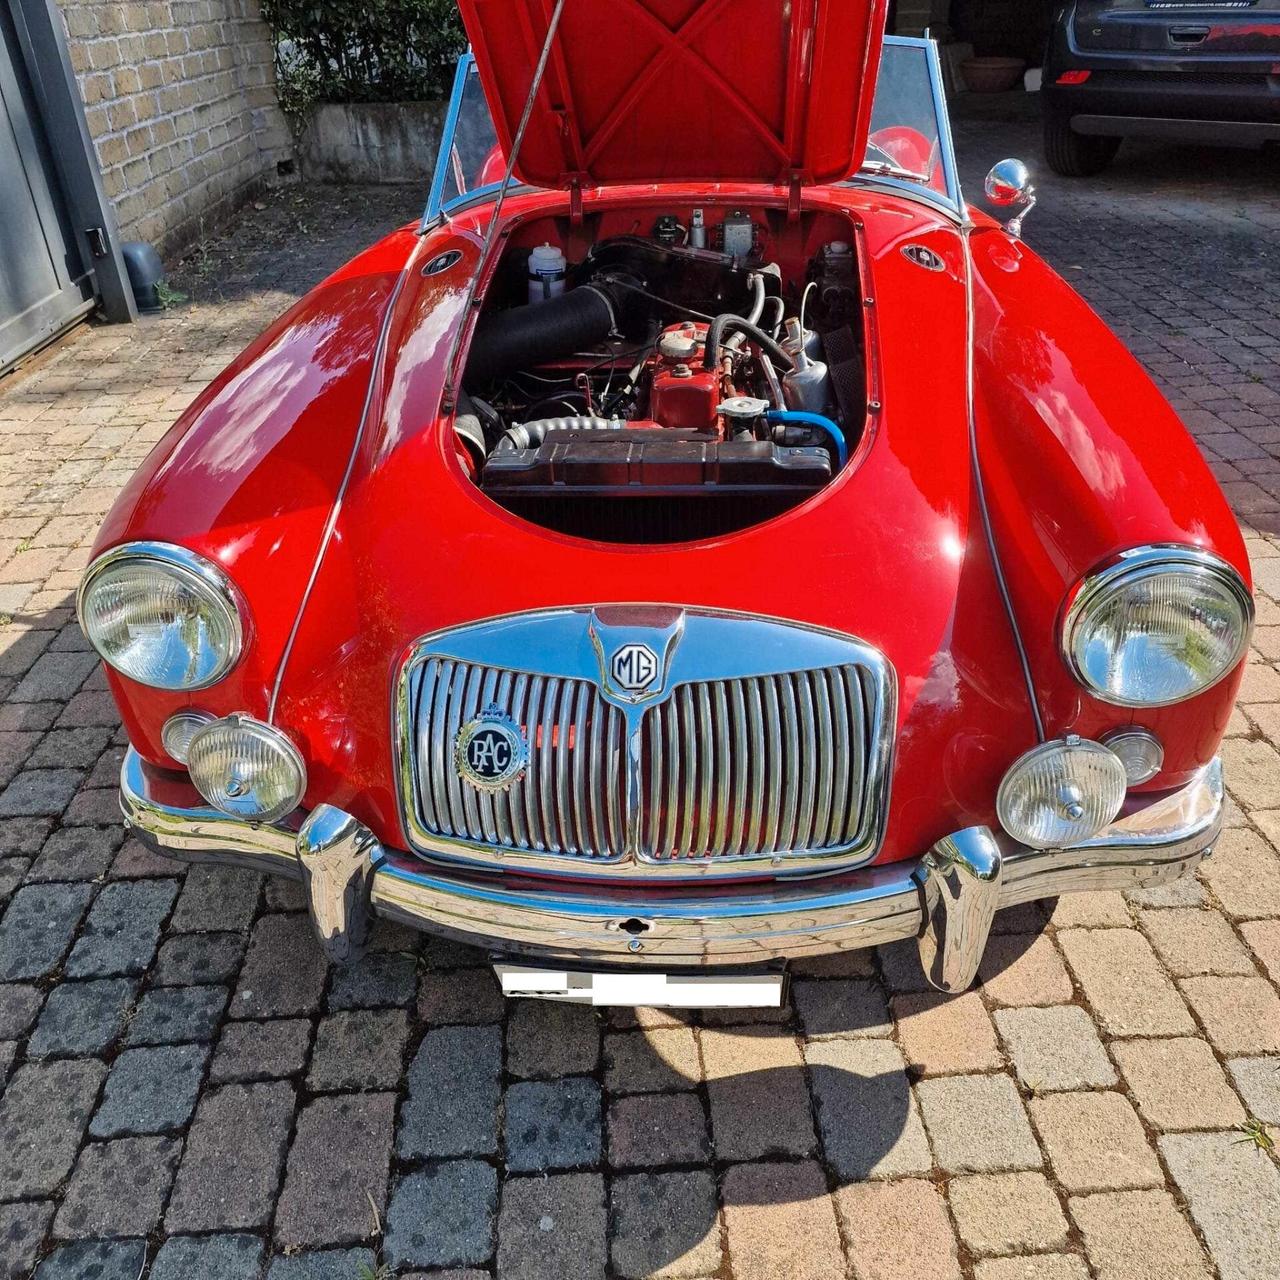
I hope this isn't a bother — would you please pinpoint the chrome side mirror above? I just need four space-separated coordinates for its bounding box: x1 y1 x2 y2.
984 158 1036 239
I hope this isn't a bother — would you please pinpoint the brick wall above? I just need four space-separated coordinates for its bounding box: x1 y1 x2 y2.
56 0 292 260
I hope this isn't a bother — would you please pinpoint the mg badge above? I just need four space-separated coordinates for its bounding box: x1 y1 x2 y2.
611 643 659 693
455 706 526 792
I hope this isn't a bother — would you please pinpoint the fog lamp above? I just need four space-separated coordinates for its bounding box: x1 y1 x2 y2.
1102 728 1164 787
161 710 214 765
996 736 1126 850
186 714 306 824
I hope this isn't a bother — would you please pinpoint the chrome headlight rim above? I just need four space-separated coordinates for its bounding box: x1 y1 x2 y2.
78 541 247 691
1060 543 1253 709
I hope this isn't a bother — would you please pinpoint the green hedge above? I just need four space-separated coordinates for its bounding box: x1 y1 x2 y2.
262 0 467 109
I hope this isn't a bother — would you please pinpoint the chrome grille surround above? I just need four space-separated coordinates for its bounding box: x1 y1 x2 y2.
395 607 896 880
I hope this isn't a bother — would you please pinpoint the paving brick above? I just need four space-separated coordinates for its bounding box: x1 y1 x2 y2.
1220 737 1280 810
170 864 262 932
0 768 83 815
497 1172 606 1280
1199 827 1280 919
54 1135 180 1237
34 1240 147 1280
210 1016 312 1082
701 1027 815 1160
978 932 1075 1006
973 1255 1090 1280
0 1059 105 1197
149 1234 266 1280
804 1036 931 1180
0 1201 54 1279
28 976 136 1055
610 1170 722 1279
792 976 892 1038
505 1077 602 1172
608 1091 711 1168
994 1005 1116 1092
275 1092 395 1247
508 997 601 1078
326 948 418 1008
264 1250 377 1280
1113 1037 1246 1131
1058 928 1195 1037
836 1178 961 1280
125 982 227 1043
417 965 504 1024
1049 891 1131 928
27 825 122 881
398 1024 501 1159
90 1043 207 1136
0 981 41 1037
0 813 51 856
721 1161 844 1280
0 856 26 902
65 877 177 975
1139 907 1256 975
1239 918 1280 983
12 651 98 702
915 1073 1041 1173
0 880 93 979
604 1026 701 1094
166 1081 296 1231
1179 975 1280 1054
1030 1093 1162 1193
110 836 179 878
1226 1056 1280 1123
153 930 246 985
948 1171 1069 1256
307 1007 408 1091
233 913 328 1018
1126 872 1207 909
1071 1190 1211 1280
892 989 1002 1075
385 1161 497 1270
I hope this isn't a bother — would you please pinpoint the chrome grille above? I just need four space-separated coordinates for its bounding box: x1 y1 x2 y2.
413 658 628 859
397 608 894 880
640 669 869 861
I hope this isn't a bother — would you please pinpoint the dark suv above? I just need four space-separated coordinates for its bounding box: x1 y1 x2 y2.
1042 1 1280 175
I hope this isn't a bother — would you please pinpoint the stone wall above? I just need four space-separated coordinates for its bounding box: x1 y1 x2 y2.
56 0 292 260
297 101 447 187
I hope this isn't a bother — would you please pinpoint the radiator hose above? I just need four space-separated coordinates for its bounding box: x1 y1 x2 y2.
465 285 619 385
766 409 848 467
703 314 795 373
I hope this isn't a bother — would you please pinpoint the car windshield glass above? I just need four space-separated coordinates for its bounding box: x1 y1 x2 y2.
427 39 958 220
854 40 953 195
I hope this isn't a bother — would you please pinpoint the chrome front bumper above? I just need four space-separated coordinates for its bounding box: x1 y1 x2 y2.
121 749 1223 993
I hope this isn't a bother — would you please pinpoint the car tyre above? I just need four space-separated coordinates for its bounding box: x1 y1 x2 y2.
1043 106 1121 177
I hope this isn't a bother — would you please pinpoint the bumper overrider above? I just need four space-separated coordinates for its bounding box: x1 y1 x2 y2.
121 748 1222 992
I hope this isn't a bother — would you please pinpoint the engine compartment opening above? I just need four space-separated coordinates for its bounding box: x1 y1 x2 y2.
455 202 869 544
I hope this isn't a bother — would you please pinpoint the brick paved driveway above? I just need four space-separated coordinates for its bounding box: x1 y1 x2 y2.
1 110 1278 1280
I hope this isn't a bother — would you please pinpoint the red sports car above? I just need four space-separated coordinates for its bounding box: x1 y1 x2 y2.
79 0 1252 1008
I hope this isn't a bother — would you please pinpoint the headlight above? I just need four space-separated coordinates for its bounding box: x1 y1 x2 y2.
997 736 1127 849
1061 545 1252 708
79 542 244 690
186 714 306 823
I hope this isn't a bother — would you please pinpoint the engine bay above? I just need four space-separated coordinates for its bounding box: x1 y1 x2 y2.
456 204 867 544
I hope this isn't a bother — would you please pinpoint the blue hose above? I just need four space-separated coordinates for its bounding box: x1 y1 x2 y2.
766 410 848 467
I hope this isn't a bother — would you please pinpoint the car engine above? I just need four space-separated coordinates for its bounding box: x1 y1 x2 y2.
456 212 865 543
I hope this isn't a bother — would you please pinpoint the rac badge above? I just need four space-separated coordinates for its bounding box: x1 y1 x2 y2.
455 706 526 792
611 643 659 693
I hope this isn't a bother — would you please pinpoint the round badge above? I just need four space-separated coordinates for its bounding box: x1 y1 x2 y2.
455 706 527 792
423 249 463 277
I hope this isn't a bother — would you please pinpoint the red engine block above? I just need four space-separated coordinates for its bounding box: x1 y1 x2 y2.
646 322 728 435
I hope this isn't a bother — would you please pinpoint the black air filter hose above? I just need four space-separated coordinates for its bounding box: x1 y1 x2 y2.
465 285 618 385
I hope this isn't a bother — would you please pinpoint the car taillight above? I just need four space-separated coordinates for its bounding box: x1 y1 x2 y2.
1057 70 1092 85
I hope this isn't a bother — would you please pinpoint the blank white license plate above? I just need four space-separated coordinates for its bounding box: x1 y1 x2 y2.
495 965 787 1008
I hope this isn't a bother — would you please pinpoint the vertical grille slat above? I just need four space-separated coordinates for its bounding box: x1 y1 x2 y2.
409 652 878 871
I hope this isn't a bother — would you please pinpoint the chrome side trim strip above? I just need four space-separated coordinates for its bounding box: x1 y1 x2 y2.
267 250 416 723
122 749 1221 977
